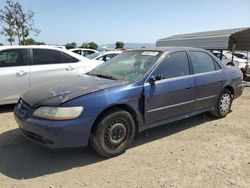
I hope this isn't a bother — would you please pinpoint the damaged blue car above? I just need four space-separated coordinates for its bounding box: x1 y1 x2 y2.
14 47 244 157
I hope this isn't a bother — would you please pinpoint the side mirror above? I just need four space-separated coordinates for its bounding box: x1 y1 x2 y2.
148 76 156 85
148 75 163 85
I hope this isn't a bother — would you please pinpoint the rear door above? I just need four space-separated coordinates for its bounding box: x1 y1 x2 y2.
188 51 225 111
0 48 29 104
29 48 82 87
144 51 195 125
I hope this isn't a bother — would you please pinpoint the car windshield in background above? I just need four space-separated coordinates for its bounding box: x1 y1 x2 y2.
86 52 102 59
88 51 162 82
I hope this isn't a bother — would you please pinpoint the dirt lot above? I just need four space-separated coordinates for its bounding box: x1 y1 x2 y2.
0 88 250 188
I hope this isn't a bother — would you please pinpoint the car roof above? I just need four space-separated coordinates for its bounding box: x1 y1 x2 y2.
0 45 88 61
0 45 68 50
69 48 98 51
97 50 122 55
126 46 208 53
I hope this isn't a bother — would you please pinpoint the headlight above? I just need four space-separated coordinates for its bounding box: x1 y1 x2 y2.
33 106 83 120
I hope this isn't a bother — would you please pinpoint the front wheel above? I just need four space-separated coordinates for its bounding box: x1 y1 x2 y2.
90 109 135 158
210 89 232 118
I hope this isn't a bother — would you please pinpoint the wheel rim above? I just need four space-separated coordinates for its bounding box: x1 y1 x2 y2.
105 119 127 148
219 93 231 115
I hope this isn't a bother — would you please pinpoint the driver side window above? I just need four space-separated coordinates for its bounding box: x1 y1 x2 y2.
154 51 190 80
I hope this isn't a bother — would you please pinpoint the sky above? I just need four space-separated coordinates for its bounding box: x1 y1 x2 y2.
0 0 250 46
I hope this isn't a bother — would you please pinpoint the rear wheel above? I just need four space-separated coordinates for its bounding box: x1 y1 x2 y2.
210 89 232 118
227 62 234 66
90 109 135 158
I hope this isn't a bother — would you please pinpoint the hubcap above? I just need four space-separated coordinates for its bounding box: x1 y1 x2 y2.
105 120 127 147
219 93 231 115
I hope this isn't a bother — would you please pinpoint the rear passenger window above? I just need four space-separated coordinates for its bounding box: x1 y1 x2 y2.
33 49 79 65
0 49 27 67
61 52 79 63
33 49 61 65
72 50 82 55
189 51 219 74
154 51 190 79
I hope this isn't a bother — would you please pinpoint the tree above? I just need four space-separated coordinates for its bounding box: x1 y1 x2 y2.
80 42 88 48
87 42 98 50
115 41 124 49
0 0 16 45
0 43 3 46
80 42 98 50
21 38 45 45
14 1 40 44
0 0 40 45
65 42 77 49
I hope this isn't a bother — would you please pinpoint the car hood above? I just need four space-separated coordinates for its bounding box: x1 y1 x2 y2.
22 74 125 107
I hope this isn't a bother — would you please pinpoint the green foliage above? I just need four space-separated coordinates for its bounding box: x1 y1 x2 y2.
65 42 77 49
87 42 98 50
80 42 88 48
0 43 3 46
80 42 98 50
0 0 40 45
115 41 124 49
21 38 45 45
0 0 16 45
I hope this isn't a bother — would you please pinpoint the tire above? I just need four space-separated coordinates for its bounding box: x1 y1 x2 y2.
90 108 135 158
227 62 234 66
210 89 232 118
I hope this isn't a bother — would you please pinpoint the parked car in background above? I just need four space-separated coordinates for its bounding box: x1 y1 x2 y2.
0 45 101 105
211 51 235 66
69 48 98 57
86 51 122 63
223 51 248 69
14 47 243 157
234 52 249 61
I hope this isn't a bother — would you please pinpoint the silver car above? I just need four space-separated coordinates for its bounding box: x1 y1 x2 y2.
0 45 101 105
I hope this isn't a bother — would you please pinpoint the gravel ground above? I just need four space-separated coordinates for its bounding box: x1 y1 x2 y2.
0 88 249 188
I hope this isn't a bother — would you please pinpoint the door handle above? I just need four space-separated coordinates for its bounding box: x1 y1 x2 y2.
185 85 193 90
16 70 28 76
218 80 224 83
66 66 75 71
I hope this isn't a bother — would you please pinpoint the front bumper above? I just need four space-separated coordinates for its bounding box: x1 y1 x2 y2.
234 82 244 99
14 107 92 149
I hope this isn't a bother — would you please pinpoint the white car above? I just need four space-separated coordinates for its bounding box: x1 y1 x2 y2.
69 48 98 57
223 51 248 69
0 45 101 105
212 51 235 66
234 52 249 62
86 51 122 63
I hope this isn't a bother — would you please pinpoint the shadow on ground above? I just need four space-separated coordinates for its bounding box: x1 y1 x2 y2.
0 104 15 113
0 113 216 180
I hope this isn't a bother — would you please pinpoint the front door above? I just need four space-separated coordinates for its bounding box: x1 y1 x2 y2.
0 49 29 104
144 51 195 125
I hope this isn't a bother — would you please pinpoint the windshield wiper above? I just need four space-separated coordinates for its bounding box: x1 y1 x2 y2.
89 73 118 80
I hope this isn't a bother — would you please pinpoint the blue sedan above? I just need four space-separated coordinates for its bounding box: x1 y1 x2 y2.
14 47 244 157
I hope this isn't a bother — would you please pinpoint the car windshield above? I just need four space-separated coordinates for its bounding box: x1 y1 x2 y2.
86 52 106 59
88 51 162 82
